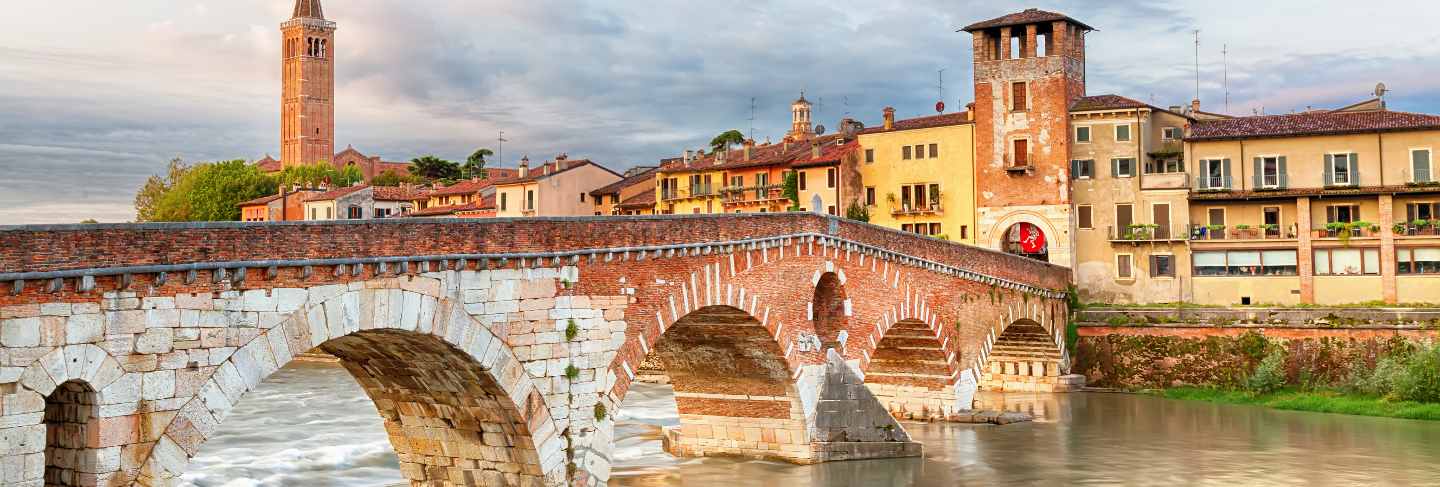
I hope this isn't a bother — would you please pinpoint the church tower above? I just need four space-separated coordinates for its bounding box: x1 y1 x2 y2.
280 0 336 168
786 93 814 142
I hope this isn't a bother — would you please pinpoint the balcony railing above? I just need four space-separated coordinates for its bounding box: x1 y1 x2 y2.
1140 172 1189 190
1396 221 1440 236
721 185 785 205
1195 175 1232 191
1188 224 1297 240
891 202 944 216
1311 223 1381 239
1107 224 1188 242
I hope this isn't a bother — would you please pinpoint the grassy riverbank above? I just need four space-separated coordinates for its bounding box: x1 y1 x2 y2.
1159 387 1440 421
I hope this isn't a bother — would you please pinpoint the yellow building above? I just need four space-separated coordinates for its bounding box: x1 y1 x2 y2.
856 109 978 243
493 155 622 217
655 151 723 214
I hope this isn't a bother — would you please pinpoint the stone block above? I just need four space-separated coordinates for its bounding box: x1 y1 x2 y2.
105 311 146 334
141 297 176 310
1 318 41 347
135 328 175 354
142 370 176 400
66 314 104 344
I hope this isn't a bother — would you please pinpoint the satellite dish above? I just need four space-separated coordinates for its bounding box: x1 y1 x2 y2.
935 101 946 113
815 124 826 135
1374 82 1389 98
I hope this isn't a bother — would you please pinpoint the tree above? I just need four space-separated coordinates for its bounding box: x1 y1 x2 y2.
782 172 801 211
136 160 276 222
409 155 461 182
135 158 191 222
845 201 870 223
275 162 362 188
79 219 99 224
710 129 746 155
371 169 425 187
464 148 493 179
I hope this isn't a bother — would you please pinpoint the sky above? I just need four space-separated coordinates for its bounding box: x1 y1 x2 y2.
4 0 1440 224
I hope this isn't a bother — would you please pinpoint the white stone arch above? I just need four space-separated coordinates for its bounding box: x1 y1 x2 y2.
7 343 128 484
135 279 567 487
985 209 1070 266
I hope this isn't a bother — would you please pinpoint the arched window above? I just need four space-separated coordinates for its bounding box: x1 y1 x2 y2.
46 380 99 486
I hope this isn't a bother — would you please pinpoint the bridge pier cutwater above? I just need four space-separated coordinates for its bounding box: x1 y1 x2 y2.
0 214 1070 486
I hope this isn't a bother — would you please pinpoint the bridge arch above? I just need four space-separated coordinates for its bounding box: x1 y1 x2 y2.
136 281 566 486
811 271 850 352
978 318 1066 392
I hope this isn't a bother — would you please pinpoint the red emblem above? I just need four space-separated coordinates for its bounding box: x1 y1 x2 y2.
935 101 946 113
1019 223 1046 254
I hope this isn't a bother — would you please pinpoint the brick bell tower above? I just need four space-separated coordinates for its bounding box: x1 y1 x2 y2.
962 9 1092 267
280 0 336 169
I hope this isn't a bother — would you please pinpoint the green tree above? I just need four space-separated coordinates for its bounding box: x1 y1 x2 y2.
464 148 493 179
371 169 425 187
782 172 801 211
844 201 870 222
409 155 461 181
134 158 191 222
710 129 746 155
79 219 99 224
137 160 276 222
276 162 361 188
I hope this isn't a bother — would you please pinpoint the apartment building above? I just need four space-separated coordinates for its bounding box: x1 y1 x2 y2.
301 185 418 220
856 109 978 243
492 155 621 217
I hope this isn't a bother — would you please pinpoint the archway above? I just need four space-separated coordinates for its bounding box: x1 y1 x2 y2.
812 272 850 352
864 319 958 420
979 319 1064 392
45 379 99 487
1001 222 1049 262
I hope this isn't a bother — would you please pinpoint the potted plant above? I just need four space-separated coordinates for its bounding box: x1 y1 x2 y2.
1206 224 1226 239
1260 223 1279 237
1349 221 1373 238
1418 219 1436 236
1234 224 1255 239
1394 222 1408 235
1127 223 1153 240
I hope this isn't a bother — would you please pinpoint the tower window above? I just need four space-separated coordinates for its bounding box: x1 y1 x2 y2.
1012 82 1027 112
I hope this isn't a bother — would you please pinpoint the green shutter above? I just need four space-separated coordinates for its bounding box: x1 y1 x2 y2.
1323 154 1334 185
1253 157 1263 189
1349 153 1360 185
1277 156 1287 188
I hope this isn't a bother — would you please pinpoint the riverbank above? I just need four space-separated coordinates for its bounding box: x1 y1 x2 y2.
1157 387 1440 421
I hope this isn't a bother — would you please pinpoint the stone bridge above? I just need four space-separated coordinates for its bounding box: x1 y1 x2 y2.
0 214 1070 486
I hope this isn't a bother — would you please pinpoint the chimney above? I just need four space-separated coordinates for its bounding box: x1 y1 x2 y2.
965 102 975 120
556 153 568 161
883 107 896 130
811 142 821 159
518 156 530 178
1191 99 1201 114
683 149 693 163
743 139 754 160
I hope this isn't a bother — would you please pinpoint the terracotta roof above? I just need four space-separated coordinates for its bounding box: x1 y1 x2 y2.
372 186 422 201
303 185 368 202
589 167 659 196
791 140 860 168
858 112 971 135
1188 109 1440 141
292 0 324 20
616 188 656 209
428 179 496 198
408 195 497 217
660 134 853 174
237 194 283 207
491 159 620 185
255 156 282 173
961 8 1094 32
1070 95 1151 112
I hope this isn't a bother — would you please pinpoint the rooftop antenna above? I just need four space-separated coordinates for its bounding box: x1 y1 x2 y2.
937 68 946 112
1375 82 1390 109
748 97 756 141
842 96 851 118
1222 43 1230 113
498 130 509 169
1193 30 1201 104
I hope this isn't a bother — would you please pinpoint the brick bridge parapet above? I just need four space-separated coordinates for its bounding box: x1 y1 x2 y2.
0 214 1070 486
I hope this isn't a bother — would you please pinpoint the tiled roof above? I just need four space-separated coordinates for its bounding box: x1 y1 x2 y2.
961 8 1094 32
1070 95 1151 112
616 188 656 209
408 195 497 217
303 185 368 202
491 159 618 185
791 140 860 168
590 167 658 196
428 179 495 197
858 112 971 135
1188 109 1440 141
292 0 324 19
237 194 283 207
372 186 423 201
372 161 412 176
255 156 282 173
660 134 851 174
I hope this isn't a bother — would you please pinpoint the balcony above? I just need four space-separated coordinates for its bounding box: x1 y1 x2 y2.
1107 224 1188 243
1194 175 1233 192
721 185 786 206
1141 171 1190 190
660 186 717 202
1311 222 1382 240
1396 220 1440 237
891 202 944 217
1189 224 1297 241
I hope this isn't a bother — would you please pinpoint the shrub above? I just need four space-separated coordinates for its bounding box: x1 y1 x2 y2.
1394 345 1440 403
1247 349 1288 394
1341 355 1407 397
565 319 579 341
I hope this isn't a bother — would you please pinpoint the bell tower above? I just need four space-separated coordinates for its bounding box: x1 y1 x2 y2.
963 9 1093 267
280 0 336 168
786 93 814 142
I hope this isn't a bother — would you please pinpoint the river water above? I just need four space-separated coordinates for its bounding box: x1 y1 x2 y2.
184 362 1440 486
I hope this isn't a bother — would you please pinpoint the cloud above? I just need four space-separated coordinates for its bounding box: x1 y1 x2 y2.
3 0 1440 224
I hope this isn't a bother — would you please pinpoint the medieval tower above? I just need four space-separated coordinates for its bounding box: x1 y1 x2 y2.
280 0 336 168
963 9 1092 267
786 93 815 142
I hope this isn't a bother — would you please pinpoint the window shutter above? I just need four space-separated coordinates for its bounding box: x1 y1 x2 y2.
1417 154 1433 182
1323 154 1334 185
1070 160 1079 179
1349 153 1360 185
1277 156 1288 188
1111 159 1119 177
1197 162 1209 189
1326 205 1336 223
1407 203 1417 223
1222 158 1232 188
1253 157 1262 189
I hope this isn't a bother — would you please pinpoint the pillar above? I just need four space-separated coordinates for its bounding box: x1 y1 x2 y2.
1023 24 1038 58
999 27 1012 59
1380 194 1398 304
1297 197 1315 304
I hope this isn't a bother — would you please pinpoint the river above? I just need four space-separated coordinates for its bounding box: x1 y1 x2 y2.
182 362 1440 486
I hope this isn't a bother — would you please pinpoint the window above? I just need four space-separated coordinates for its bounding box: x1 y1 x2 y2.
376 208 392 218
324 207 332 219
1152 203 1171 239
1398 248 1440 274
1012 82 1027 111
798 171 807 191
1012 139 1029 167
1161 127 1182 141
1193 250 1298 276
579 192 586 203
1071 159 1094 179
826 168 836 188
526 190 535 210
1112 158 1135 178
929 223 942 236
347 206 362 219
731 175 743 188
1414 149 1433 183
928 143 939 158
902 146 912 160
1114 124 1131 142
1150 255 1175 277
865 149 874 164
1116 254 1133 279
1145 157 1183 174
1199 158 1229 189
1326 205 1360 224
828 205 837 216
865 187 876 206
1263 207 1281 237
1257 156 1285 188
959 225 968 240
914 144 926 159
1077 205 1093 229
309 208 316 220
610 195 619 205
500 193 507 210
1315 248 1380 275
1327 153 1356 186
1406 202 1439 222
1075 126 1091 143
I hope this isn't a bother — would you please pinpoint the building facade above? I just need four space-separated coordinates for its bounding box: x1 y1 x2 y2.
302 185 417 220
493 156 622 218
590 166 658 215
280 0 335 169
857 110 979 243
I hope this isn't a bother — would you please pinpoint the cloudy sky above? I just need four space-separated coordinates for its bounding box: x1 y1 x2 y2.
4 0 1440 224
